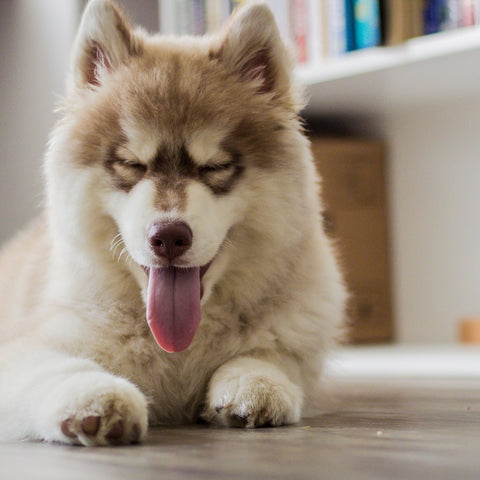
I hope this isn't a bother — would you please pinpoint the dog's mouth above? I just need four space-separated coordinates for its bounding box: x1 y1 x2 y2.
143 263 211 354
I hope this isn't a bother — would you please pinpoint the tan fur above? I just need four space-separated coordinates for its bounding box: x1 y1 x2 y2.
0 0 346 445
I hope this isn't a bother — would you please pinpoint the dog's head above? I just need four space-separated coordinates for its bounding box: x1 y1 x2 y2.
48 0 313 352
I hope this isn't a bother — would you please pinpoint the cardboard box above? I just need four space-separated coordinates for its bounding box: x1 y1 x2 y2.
310 137 393 343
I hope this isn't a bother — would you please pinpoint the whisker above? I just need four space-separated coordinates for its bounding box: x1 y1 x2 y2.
111 242 122 256
118 247 129 264
109 233 127 262
109 233 123 252
222 236 234 249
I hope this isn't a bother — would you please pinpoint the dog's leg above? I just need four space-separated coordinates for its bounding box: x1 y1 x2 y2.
203 356 304 428
0 341 148 445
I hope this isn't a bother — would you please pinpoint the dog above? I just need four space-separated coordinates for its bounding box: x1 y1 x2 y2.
0 0 346 446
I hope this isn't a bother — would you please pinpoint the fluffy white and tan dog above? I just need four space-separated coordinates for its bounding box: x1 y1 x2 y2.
0 0 346 445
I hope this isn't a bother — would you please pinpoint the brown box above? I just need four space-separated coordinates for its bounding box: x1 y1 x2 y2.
310 137 393 343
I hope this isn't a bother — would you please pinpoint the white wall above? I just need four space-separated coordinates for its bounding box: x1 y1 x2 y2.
307 96 480 344
0 0 158 245
385 98 480 343
0 0 78 244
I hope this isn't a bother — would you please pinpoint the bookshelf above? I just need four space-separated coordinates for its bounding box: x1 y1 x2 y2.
295 25 480 116
296 25 480 344
155 0 480 343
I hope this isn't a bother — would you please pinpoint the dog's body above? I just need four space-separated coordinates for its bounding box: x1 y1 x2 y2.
0 1 346 445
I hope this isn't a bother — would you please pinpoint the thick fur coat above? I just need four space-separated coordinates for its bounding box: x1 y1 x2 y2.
0 0 346 445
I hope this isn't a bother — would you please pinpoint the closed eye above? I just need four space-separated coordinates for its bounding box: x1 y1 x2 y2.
198 162 234 175
197 160 243 195
110 145 147 172
105 146 147 191
117 159 147 172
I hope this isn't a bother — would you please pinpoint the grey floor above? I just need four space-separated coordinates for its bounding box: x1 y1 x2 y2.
1 376 480 480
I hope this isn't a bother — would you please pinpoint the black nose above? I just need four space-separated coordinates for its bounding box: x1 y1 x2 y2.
148 222 193 261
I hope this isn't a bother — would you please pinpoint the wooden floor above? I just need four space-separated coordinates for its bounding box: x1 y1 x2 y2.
2 374 480 480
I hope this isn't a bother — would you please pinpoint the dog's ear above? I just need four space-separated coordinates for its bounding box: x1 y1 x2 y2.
212 3 292 96
69 0 141 91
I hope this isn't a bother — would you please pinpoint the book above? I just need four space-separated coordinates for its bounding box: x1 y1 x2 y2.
174 0 191 35
475 0 480 23
291 0 308 63
460 0 475 26
384 0 410 44
326 0 347 57
409 0 426 38
424 0 444 34
423 0 462 34
159 0 176 35
353 0 381 49
345 0 356 51
441 0 462 30
159 0 477 68
192 0 206 35
306 0 327 64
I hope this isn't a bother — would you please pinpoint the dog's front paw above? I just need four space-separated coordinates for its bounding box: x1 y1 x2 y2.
38 371 148 446
204 358 303 428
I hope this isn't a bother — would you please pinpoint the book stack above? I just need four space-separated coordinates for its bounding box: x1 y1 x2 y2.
159 1 480 65
423 0 478 34
159 0 242 35
389 0 480 44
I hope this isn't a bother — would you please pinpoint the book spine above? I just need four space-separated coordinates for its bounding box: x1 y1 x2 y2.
159 0 479 66
424 0 443 34
159 0 176 35
206 0 220 33
345 0 357 51
475 0 480 23
441 0 462 30
353 0 381 49
326 0 347 57
410 0 426 38
384 0 408 45
291 0 308 63
192 0 206 35
174 0 189 35
307 0 326 64
460 0 475 25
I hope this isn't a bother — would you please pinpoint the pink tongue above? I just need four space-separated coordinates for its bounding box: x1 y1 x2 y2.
146 267 201 353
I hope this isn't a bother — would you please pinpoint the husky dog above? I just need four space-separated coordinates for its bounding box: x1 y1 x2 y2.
0 0 346 445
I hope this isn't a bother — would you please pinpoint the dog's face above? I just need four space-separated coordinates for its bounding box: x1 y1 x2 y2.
49 0 307 352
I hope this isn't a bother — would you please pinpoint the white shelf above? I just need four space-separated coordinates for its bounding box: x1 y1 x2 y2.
325 345 480 379
295 26 480 117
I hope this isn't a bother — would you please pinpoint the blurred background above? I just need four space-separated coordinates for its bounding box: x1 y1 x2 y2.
1 0 480 350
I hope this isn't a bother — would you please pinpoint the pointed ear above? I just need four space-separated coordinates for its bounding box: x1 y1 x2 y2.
69 0 141 91
212 3 292 96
